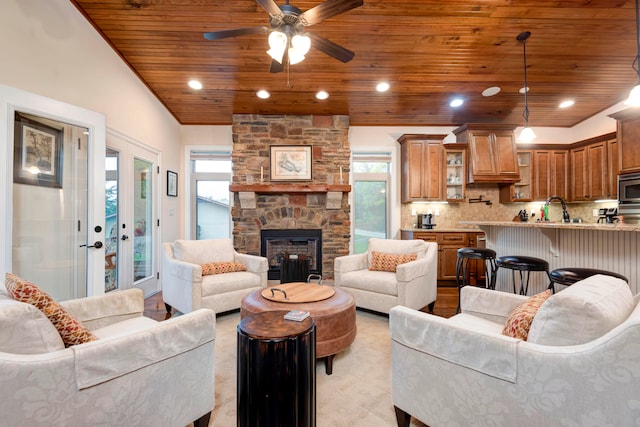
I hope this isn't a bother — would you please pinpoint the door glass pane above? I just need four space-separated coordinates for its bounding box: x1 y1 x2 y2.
11 112 89 300
134 158 153 281
354 180 388 253
196 180 230 239
105 149 119 292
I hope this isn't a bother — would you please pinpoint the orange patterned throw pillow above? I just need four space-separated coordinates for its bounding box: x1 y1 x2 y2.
201 261 247 276
369 251 418 272
503 290 552 341
5 273 97 347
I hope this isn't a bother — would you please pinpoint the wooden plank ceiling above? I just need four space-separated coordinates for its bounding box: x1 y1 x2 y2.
71 0 638 127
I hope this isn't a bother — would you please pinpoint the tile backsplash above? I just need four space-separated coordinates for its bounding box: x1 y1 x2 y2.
402 184 618 229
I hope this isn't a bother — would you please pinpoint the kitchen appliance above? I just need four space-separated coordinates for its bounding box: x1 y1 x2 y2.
417 213 435 229
597 208 619 224
618 173 640 223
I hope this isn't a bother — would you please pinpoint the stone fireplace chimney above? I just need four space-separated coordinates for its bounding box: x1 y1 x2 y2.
230 114 351 280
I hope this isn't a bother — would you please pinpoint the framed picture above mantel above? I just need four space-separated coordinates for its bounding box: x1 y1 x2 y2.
270 145 312 181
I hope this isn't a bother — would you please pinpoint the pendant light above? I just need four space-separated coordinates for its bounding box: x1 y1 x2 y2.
517 31 536 143
626 0 640 106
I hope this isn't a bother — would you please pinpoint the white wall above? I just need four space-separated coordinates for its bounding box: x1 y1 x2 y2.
0 0 183 243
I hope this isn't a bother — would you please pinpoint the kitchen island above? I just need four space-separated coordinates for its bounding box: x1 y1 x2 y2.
460 221 640 294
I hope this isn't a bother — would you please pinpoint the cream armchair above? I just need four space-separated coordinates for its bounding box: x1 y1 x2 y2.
390 275 640 427
334 238 437 314
0 287 215 427
162 238 268 315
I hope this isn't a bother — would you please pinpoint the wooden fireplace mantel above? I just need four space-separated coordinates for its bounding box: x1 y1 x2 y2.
229 184 351 194
230 184 351 210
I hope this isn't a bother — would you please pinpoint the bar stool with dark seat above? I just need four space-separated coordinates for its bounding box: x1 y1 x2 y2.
455 247 497 313
548 268 629 293
495 255 549 296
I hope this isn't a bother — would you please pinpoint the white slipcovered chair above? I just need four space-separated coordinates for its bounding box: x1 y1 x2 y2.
334 238 438 314
0 286 215 426
162 238 268 315
390 274 640 427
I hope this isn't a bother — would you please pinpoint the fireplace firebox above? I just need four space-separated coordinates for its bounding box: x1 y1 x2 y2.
261 229 322 281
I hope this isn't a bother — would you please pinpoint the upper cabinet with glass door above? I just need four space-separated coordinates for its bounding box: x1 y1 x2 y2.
444 147 466 202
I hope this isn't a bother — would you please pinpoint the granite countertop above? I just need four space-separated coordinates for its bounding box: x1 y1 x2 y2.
402 227 483 233
459 220 640 232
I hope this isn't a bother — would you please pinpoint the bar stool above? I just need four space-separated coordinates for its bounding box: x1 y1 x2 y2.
455 247 497 313
548 268 629 293
495 255 549 296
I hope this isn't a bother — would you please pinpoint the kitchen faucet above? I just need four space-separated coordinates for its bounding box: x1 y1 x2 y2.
545 195 571 223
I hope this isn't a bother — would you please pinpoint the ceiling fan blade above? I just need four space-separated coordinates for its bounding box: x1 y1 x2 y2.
308 32 355 63
269 59 285 73
204 26 268 41
256 0 283 18
299 0 364 27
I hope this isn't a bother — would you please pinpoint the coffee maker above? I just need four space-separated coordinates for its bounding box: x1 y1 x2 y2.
417 213 435 229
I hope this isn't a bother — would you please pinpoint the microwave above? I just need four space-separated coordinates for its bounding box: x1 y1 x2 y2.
618 172 640 205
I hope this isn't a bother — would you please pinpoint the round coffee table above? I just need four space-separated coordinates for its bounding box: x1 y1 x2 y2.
241 283 357 375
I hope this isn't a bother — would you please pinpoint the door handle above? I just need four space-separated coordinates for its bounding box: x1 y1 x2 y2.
121 234 129 241
80 241 103 249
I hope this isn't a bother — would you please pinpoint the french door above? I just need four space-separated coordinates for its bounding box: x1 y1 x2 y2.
106 131 159 296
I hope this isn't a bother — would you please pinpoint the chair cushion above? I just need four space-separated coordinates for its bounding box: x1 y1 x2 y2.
201 271 263 296
528 274 634 346
5 273 97 347
338 270 399 296
502 290 551 341
92 316 158 339
367 238 426 265
173 238 235 265
0 289 64 354
369 251 417 272
201 261 247 276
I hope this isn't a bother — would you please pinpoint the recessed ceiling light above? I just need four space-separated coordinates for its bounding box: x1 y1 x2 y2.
559 99 575 109
376 82 390 92
316 90 329 100
256 89 270 99
482 86 501 97
188 80 203 90
518 86 530 94
449 98 464 108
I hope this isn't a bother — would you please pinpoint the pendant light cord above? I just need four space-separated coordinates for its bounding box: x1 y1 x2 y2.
521 36 530 125
634 0 640 78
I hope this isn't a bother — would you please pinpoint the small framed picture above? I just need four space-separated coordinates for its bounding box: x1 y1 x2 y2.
13 112 64 188
270 145 312 181
167 170 178 197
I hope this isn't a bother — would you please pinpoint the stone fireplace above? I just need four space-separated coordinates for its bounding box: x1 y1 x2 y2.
261 229 322 281
230 114 351 280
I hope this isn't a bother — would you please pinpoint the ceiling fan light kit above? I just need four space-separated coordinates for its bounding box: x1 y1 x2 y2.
204 0 363 73
517 31 536 143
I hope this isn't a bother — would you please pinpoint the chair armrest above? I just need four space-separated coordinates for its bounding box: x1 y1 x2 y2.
460 287 528 324
72 308 216 389
390 305 519 383
235 252 268 274
396 254 433 282
60 289 144 330
334 253 368 274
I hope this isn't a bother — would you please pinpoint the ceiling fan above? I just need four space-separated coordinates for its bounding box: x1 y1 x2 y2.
203 0 364 73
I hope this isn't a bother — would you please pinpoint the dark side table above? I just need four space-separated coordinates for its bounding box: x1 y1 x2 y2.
237 310 316 427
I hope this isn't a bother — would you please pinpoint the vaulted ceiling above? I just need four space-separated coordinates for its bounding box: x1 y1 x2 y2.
71 0 638 128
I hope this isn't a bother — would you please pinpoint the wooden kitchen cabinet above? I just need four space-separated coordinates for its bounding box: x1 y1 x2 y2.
606 138 619 199
453 124 520 183
533 149 569 201
444 147 466 202
570 141 608 201
499 150 533 202
398 134 447 202
407 231 473 286
610 109 640 174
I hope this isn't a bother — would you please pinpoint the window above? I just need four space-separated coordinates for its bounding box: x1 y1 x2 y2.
190 152 232 239
352 153 391 254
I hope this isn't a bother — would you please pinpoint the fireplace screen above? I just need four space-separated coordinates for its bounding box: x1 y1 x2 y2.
261 229 322 281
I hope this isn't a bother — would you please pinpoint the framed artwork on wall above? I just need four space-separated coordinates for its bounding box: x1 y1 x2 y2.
13 112 63 188
167 170 178 197
270 145 312 181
